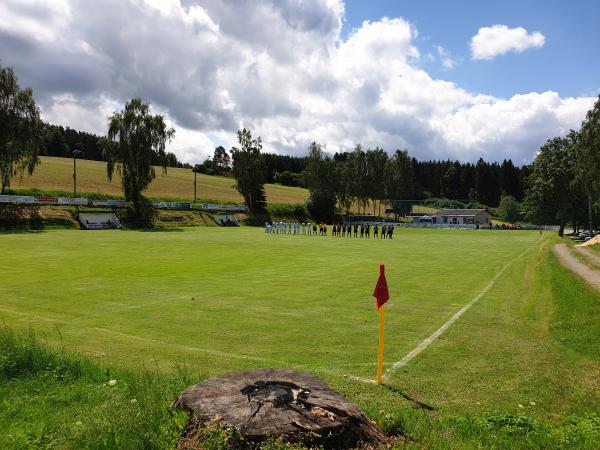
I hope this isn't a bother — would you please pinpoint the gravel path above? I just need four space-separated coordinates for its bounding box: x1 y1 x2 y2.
553 244 600 292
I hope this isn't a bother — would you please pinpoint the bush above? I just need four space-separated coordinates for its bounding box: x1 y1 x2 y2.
306 192 336 223
498 194 522 222
274 171 306 188
423 198 466 209
267 203 308 222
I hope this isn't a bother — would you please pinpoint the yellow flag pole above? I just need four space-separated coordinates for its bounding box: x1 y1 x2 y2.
377 305 385 385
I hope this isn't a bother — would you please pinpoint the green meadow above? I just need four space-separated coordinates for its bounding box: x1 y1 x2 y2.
1 227 600 448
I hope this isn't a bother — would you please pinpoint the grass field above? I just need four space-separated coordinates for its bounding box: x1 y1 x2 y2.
1 227 600 448
11 156 309 204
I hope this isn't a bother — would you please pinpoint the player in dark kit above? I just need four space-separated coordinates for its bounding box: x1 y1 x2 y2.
360 224 364 238
374 224 379 238
366 224 370 238
354 224 358 237
388 225 393 239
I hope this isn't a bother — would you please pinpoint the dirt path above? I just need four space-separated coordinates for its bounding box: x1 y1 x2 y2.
553 244 600 292
576 246 600 268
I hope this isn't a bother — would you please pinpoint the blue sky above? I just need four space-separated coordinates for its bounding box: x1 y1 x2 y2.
343 0 599 98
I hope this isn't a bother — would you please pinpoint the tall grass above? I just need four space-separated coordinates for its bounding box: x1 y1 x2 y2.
0 326 190 449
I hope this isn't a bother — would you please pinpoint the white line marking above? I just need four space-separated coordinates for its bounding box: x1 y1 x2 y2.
0 307 269 363
384 238 541 381
69 327 271 362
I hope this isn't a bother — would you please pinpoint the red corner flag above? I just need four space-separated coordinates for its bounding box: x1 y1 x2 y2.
373 263 389 309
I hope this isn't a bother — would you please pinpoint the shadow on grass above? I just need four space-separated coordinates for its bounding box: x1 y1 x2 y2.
0 228 48 234
383 384 437 411
137 227 186 233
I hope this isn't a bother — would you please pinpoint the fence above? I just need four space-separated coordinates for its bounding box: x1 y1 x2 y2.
0 195 246 212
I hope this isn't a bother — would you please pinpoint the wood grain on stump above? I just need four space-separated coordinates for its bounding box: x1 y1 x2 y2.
172 368 387 449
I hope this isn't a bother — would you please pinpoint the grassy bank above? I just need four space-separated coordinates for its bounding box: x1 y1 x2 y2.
10 156 309 205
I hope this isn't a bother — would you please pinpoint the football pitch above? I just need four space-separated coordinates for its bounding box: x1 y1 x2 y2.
1 227 599 420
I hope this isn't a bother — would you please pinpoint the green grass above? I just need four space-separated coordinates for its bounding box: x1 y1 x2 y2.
11 156 309 204
0 326 191 449
1 228 599 448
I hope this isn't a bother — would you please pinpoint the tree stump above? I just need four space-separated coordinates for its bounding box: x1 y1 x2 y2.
172 368 387 449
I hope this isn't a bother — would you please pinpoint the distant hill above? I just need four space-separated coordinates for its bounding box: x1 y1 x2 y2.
11 157 309 205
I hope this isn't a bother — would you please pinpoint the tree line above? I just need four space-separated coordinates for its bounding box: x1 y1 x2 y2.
43 123 184 169
525 95 600 235
43 119 529 209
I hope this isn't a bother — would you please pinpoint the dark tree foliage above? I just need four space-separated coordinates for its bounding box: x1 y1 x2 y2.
261 153 308 183
41 123 186 168
524 133 582 236
213 146 231 174
305 142 338 223
262 146 528 212
384 150 415 202
102 98 175 213
578 95 600 232
274 170 305 187
230 128 268 215
0 65 43 194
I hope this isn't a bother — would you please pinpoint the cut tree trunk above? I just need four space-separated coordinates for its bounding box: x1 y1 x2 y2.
172 368 387 449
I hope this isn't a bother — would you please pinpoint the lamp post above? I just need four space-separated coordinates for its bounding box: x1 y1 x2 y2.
72 149 83 197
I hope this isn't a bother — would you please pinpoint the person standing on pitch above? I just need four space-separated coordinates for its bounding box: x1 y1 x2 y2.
388 225 394 239
374 224 379 238
366 223 371 238
360 224 364 238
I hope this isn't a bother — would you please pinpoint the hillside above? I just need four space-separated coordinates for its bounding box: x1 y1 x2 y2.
11 157 309 204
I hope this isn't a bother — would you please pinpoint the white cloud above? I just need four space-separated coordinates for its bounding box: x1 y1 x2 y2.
470 24 545 60
436 46 458 69
0 1 593 165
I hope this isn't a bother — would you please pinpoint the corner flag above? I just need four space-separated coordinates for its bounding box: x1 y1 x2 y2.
373 263 389 384
373 263 389 309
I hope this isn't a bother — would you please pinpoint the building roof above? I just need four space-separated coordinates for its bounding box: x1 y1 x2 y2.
436 208 490 216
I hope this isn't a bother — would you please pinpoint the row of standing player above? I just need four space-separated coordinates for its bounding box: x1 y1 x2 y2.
265 221 394 238
265 222 329 235
331 223 394 239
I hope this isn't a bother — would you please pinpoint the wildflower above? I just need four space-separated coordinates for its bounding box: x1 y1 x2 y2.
518 404 524 409
108 379 117 386
530 401 536 406
75 421 82 426
130 398 137 404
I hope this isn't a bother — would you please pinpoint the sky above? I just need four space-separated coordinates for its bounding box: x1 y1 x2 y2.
0 0 598 165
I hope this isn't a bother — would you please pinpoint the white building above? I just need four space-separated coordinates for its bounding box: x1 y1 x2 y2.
434 209 492 225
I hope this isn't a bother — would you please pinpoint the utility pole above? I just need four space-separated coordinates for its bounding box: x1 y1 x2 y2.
72 148 83 197
192 165 201 204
